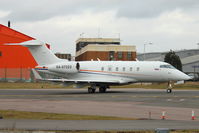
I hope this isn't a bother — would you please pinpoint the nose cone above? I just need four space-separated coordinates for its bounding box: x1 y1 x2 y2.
178 71 192 81
182 74 191 80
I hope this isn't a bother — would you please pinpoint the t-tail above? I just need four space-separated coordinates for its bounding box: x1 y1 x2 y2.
15 40 62 66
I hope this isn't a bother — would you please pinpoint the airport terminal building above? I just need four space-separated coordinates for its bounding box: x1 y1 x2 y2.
75 38 136 61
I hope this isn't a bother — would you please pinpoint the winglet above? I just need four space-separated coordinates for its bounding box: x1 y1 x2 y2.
32 69 42 80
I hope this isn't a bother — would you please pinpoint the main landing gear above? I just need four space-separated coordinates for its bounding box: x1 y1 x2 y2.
88 85 108 93
166 81 173 93
88 86 96 93
99 86 107 93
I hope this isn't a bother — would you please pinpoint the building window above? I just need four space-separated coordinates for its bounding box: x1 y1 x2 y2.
130 67 133 71
123 67 125 71
118 52 123 59
116 67 119 71
109 51 115 61
101 67 104 71
127 52 132 60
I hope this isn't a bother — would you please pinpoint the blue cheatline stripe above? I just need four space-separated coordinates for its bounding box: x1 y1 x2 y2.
35 68 48 70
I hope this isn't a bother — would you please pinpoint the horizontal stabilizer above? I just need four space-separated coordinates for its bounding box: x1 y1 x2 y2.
6 40 43 46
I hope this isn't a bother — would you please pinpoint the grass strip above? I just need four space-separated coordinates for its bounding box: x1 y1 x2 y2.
0 82 67 89
0 110 135 120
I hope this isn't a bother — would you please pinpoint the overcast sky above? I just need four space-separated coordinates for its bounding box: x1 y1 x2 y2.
0 0 199 55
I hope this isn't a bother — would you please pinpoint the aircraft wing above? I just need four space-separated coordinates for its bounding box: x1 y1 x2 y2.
44 78 121 84
32 69 132 84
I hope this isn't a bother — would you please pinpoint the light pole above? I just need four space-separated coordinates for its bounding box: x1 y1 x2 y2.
144 42 153 61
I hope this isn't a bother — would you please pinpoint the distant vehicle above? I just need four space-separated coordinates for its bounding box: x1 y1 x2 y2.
10 40 191 93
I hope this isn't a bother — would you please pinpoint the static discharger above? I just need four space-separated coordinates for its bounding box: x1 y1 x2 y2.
161 111 166 120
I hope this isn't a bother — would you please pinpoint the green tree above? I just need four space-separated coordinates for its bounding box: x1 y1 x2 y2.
164 50 182 71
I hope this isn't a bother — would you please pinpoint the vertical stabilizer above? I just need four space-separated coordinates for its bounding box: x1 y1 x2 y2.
18 40 61 65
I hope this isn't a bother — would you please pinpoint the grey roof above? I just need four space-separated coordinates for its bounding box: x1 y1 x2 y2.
137 49 199 73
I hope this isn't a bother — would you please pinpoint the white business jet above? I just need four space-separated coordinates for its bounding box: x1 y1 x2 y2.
14 40 190 93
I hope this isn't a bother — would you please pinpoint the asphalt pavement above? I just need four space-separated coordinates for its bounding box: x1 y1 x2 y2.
0 119 199 130
0 88 199 130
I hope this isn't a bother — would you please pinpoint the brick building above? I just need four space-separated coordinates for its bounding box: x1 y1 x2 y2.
75 38 136 61
55 53 71 60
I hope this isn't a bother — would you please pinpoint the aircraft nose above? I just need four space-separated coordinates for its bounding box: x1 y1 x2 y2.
179 72 191 81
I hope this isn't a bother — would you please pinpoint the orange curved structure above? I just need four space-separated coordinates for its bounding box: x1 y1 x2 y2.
0 24 37 68
0 24 38 80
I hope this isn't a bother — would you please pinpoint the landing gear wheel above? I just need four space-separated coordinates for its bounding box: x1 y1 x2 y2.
88 87 96 93
88 87 92 93
91 89 96 93
167 89 172 93
166 81 173 93
99 87 106 93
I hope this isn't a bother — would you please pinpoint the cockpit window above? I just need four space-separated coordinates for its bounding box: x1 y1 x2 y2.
160 65 175 69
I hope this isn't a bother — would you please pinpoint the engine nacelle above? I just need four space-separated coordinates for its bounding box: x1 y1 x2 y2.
48 62 80 73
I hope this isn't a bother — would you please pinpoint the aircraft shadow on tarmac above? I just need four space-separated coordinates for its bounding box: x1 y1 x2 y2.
53 89 168 95
0 89 175 96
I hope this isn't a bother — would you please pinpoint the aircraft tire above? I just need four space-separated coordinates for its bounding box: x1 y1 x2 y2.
99 87 106 93
166 89 172 93
88 87 92 93
88 87 96 93
91 89 96 93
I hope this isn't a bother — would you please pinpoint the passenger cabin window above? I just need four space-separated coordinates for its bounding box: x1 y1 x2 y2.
101 67 104 71
136 67 140 71
116 67 119 71
123 67 125 71
130 67 133 71
108 67 112 71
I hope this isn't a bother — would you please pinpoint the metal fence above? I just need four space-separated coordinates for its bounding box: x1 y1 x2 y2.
0 68 34 82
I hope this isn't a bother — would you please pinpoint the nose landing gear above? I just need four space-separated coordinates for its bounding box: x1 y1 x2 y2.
99 86 107 93
166 81 173 93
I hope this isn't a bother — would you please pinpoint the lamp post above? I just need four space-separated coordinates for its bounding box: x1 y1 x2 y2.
144 42 153 61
